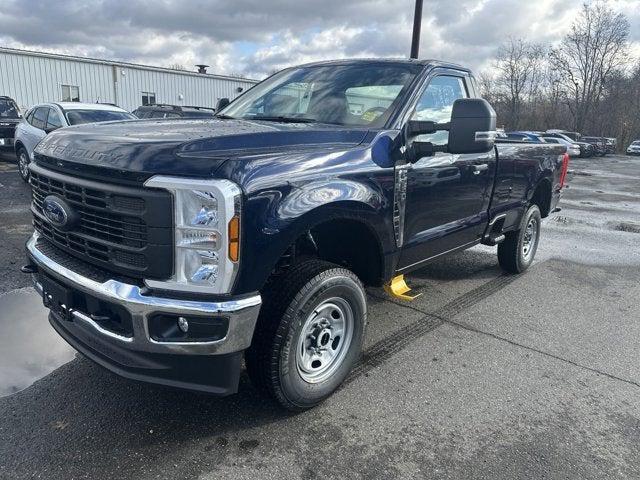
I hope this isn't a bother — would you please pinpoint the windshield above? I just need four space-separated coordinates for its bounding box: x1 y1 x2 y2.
221 63 422 127
65 109 135 125
0 99 20 119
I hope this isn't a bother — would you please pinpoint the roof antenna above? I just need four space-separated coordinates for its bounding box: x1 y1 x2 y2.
410 0 423 59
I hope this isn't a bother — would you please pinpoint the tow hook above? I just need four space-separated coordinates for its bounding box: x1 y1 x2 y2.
20 264 38 274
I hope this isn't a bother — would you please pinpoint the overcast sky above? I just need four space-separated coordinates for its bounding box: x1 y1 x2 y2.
0 0 638 79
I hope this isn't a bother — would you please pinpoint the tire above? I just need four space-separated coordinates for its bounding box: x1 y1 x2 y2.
498 204 541 274
245 260 366 411
17 148 30 182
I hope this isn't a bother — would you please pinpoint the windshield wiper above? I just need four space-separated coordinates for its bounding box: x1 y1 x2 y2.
215 113 235 119
244 115 318 124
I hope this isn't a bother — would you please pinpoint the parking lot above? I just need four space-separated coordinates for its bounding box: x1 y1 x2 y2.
0 152 639 479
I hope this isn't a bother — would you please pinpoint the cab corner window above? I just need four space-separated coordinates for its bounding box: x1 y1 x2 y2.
412 75 468 145
345 85 403 123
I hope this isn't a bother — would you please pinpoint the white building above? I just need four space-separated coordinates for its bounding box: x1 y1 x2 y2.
0 47 258 112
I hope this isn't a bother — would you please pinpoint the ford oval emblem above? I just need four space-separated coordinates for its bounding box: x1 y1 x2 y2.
43 195 74 229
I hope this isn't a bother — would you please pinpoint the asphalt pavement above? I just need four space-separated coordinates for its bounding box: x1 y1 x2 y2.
1 152 639 479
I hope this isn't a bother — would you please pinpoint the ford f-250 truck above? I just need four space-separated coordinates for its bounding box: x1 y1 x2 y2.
23 59 569 410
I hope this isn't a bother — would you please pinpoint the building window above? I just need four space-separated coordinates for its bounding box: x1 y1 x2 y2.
142 92 156 106
61 85 80 102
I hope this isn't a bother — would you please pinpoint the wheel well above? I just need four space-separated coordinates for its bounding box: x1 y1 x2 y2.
273 219 384 287
14 141 24 156
530 179 552 218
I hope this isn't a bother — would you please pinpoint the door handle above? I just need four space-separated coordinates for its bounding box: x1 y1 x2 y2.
472 164 489 175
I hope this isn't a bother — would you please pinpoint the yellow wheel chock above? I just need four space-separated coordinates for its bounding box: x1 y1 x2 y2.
384 274 422 301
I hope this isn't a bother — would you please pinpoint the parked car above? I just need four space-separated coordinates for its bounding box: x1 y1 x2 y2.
542 131 593 157
626 140 640 156
23 59 569 410
14 102 134 181
0 96 21 153
132 104 216 119
581 136 607 156
542 136 581 157
506 131 547 143
575 141 595 158
605 137 617 154
546 129 581 141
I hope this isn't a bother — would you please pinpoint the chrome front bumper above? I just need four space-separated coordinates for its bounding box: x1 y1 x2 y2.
26 233 262 356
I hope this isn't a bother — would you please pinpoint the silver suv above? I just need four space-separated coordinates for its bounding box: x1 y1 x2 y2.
14 102 134 181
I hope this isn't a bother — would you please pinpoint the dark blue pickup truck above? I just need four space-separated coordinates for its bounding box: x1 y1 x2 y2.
24 59 568 410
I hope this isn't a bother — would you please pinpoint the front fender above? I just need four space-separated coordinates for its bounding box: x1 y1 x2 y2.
224 133 398 294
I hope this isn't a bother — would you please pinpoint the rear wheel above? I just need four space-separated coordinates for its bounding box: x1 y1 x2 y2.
498 204 541 273
245 260 366 411
17 148 30 182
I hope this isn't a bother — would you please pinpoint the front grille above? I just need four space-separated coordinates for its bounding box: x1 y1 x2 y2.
34 237 141 285
0 126 15 139
31 172 148 249
30 162 174 279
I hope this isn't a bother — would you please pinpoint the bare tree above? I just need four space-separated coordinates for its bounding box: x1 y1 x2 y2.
227 72 248 79
549 2 629 132
492 38 545 129
168 63 187 71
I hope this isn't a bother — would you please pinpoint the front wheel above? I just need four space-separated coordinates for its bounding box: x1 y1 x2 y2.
245 260 366 411
17 148 30 182
498 204 541 273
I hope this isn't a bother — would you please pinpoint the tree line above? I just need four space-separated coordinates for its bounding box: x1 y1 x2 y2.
479 2 639 149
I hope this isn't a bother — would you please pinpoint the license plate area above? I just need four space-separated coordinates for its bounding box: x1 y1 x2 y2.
41 274 74 320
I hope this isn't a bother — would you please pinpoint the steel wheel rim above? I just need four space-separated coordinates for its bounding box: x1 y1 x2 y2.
19 152 29 178
522 217 538 260
296 297 354 384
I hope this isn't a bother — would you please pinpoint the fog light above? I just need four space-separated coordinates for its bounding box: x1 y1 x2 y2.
149 314 229 342
177 316 189 333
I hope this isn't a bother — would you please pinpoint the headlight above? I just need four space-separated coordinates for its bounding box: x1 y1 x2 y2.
143 176 242 294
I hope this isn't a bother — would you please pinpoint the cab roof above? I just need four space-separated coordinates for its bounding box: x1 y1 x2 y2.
293 58 471 73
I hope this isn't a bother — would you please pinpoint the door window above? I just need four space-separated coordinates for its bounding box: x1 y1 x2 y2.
46 108 63 130
31 107 48 130
411 75 468 145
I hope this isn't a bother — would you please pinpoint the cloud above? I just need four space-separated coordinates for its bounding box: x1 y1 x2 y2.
0 0 638 79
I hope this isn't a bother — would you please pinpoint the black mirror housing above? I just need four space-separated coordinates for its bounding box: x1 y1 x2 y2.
447 98 496 154
216 98 230 111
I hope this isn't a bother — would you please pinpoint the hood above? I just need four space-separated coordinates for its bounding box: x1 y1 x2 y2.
34 118 369 183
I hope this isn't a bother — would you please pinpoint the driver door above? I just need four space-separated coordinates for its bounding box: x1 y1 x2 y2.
398 72 496 270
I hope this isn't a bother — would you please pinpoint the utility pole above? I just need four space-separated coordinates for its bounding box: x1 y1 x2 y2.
410 0 423 59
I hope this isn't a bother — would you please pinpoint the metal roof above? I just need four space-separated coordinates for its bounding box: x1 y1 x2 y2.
0 46 259 84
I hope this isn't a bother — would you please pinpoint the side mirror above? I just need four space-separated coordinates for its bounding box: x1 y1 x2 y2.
216 98 230 111
447 98 496 154
44 126 59 134
404 98 496 161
